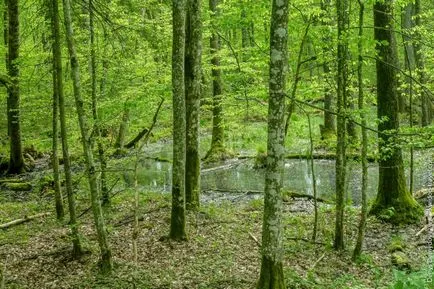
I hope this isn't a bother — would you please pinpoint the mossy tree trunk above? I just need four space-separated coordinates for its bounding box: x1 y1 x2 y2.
62 0 112 272
185 0 201 211
170 0 187 241
257 0 289 288
320 0 335 139
48 0 64 221
89 0 108 205
6 0 24 175
334 0 348 251
414 0 431 127
370 0 422 224
205 0 226 161
52 0 83 258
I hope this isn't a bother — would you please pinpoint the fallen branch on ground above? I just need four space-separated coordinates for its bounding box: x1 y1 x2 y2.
202 188 263 195
0 212 51 230
287 237 326 245
248 232 261 247
284 191 329 203
115 205 169 227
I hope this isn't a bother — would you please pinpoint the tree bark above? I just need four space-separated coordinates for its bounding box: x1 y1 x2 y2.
170 0 187 241
6 0 24 175
48 0 64 221
257 0 289 288
88 0 108 205
62 0 112 271
320 0 335 139
205 0 226 160
370 0 422 224
353 0 367 260
185 0 201 211
414 0 431 127
114 102 129 152
52 0 83 258
334 0 348 251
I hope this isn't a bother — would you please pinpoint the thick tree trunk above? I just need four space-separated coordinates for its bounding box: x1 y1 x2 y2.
185 0 201 211
62 0 112 271
370 0 422 224
52 0 83 257
6 0 24 175
48 0 64 221
205 0 226 161
334 0 348 251
170 0 187 241
257 0 289 288
88 0 108 205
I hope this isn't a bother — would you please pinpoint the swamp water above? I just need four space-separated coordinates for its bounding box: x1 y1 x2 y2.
122 150 431 205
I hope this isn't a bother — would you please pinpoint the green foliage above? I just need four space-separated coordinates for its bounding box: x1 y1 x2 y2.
390 268 434 289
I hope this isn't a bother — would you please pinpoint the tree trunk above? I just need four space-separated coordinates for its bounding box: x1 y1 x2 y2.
185 0 201 211
370 0 422 224
62 0 112 272
114 102 129 152
414 0 431 127
320 0 335 139
6 0 24 175
170 0 187 241
257 0 289 288
334 0 348 250
88 0 108 205
48 0 64 221
400 3 415 114
52 0 83 258
353 0 367 260
205 0 225 160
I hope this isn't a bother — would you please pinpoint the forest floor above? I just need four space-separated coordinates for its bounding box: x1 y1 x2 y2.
0 177 432 289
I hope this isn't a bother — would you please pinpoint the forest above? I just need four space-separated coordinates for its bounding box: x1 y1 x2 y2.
0 0 433 288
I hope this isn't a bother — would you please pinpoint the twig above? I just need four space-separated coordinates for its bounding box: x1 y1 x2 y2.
415 225 428 237
248 232 261 247
310 252 326 270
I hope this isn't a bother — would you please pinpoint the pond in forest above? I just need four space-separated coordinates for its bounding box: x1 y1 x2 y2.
122 150 431 205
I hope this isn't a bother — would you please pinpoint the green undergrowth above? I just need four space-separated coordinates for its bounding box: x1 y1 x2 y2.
1 182 429 288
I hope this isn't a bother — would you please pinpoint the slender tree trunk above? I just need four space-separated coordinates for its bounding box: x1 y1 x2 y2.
205 0 225 160
52 0 83 257
334 0 348 251
400 3 415 113
62 0 112 272
257 1 289 288
6 0 24 175
185 0 201 211
88 0 108 205
370 0 422 224
320 0 335 139
170 0 187 241
114 102 129 153
353 0 367 260
48 0 64 220
414 0 431 127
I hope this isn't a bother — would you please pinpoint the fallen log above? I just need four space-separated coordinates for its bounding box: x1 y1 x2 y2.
284 191 329 203
0 212 51 230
